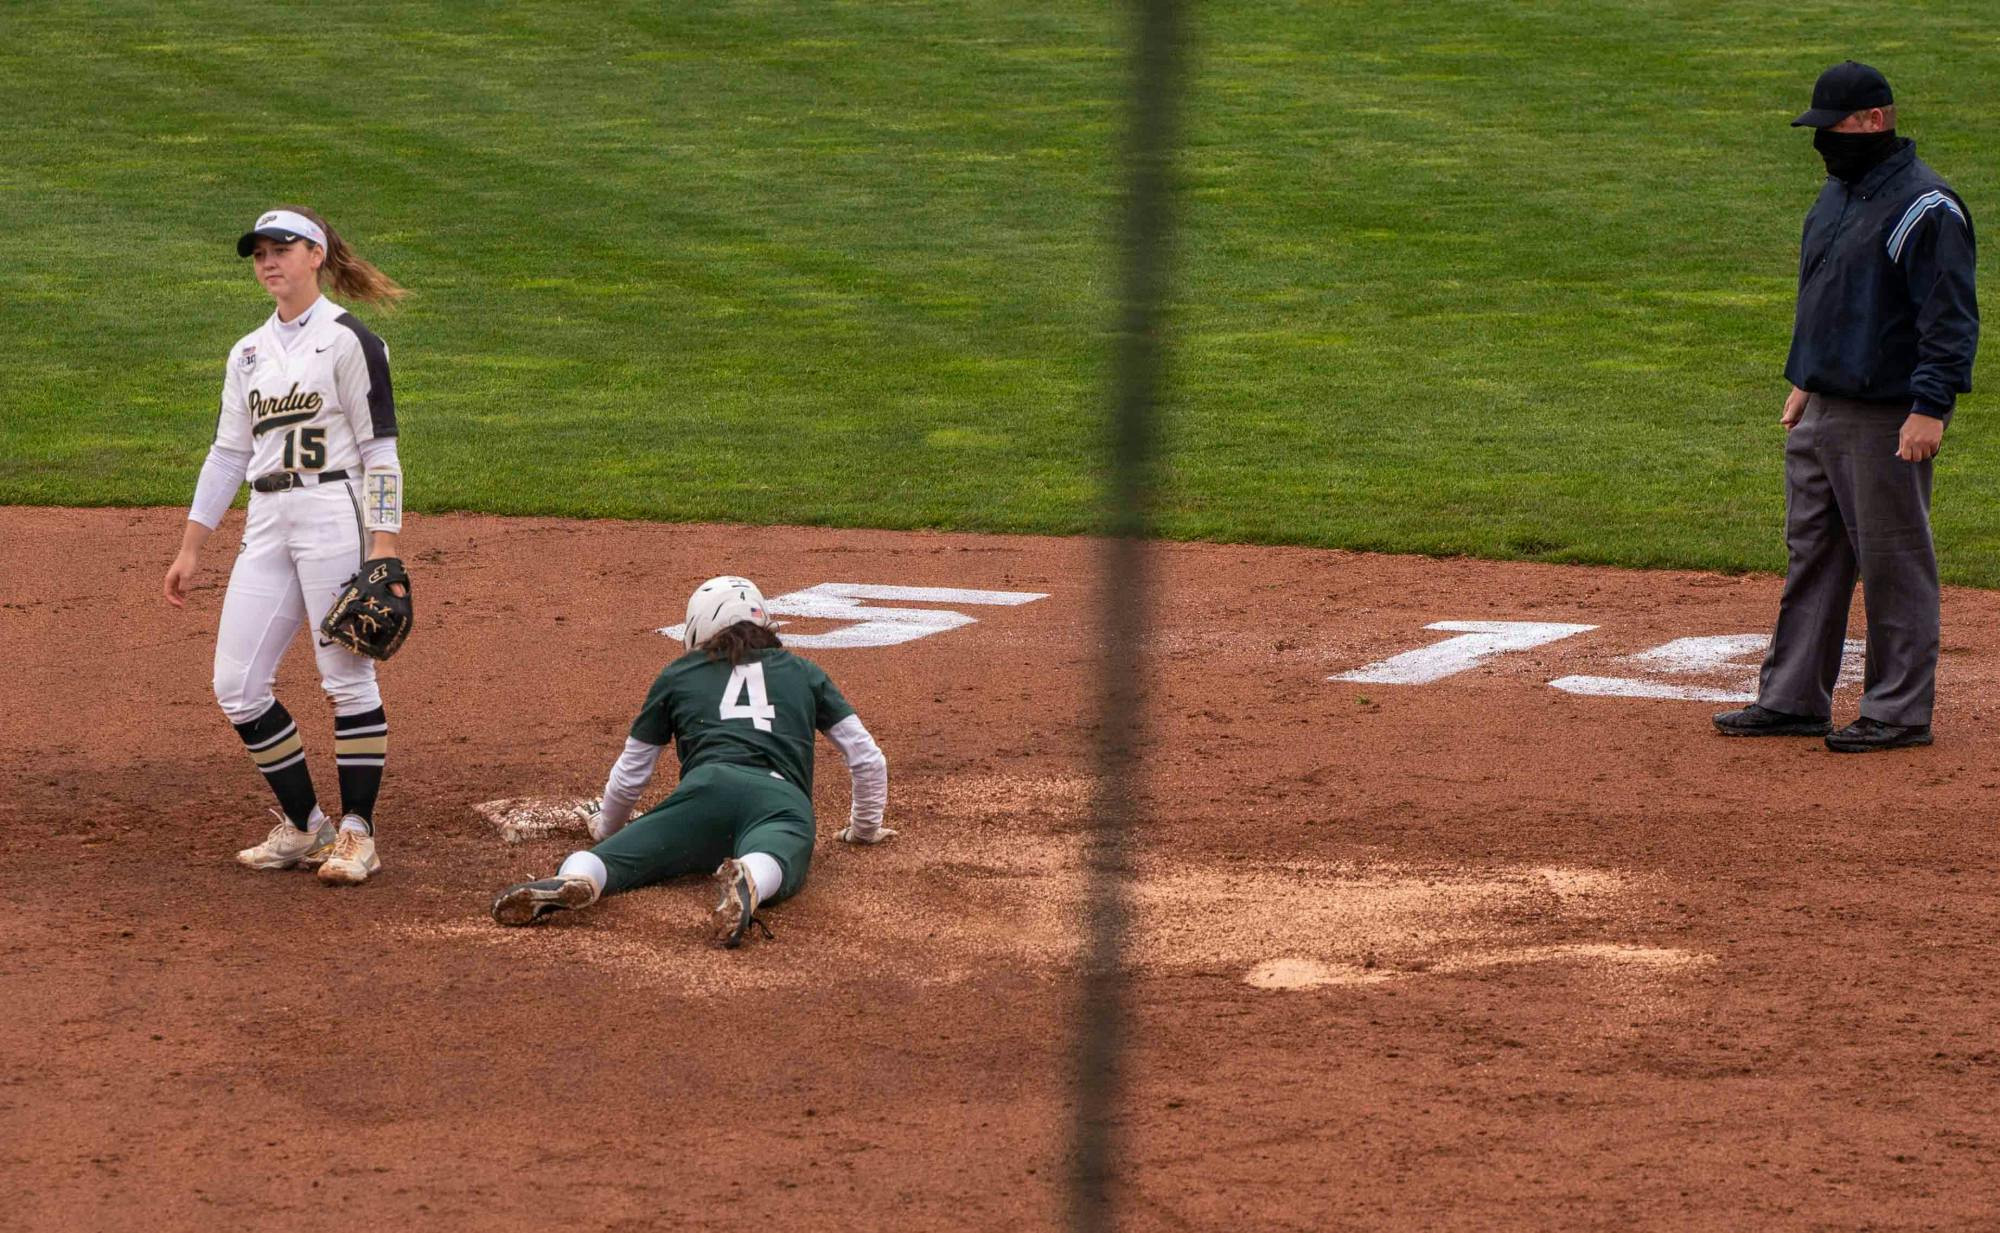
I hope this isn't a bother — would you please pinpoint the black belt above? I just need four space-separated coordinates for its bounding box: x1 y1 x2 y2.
252 468 349 493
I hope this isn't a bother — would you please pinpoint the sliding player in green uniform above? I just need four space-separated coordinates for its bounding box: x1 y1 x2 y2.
490 576 893 946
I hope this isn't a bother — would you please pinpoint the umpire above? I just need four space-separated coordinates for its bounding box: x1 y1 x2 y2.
1716 61 1979 751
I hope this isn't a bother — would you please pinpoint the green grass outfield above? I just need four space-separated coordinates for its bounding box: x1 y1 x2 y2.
4 2 1997 582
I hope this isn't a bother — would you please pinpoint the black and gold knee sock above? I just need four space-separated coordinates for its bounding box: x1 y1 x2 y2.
233 702 318 828
333 707 388 833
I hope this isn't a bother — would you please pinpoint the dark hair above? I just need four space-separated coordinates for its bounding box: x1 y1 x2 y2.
276 204 406 307
702 621 782 665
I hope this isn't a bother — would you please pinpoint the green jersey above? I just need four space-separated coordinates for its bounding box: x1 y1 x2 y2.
630 648 855 797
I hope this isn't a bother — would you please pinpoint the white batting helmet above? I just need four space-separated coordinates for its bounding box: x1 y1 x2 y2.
682 576 771 650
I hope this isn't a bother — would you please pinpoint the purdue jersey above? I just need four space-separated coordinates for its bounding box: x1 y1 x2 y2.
216 297 396 479
631 648 856 796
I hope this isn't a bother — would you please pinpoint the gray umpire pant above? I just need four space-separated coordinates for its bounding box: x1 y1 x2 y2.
1757 394 1941 726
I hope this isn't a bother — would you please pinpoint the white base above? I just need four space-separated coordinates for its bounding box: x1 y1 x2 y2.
473 796 599 844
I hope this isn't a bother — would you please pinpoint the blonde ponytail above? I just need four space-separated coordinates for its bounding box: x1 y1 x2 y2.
278 204 406 307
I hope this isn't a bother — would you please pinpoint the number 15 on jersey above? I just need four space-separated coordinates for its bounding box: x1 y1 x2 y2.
720 663 777 731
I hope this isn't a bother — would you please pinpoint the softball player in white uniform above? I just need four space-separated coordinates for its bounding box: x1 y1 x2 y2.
162 207 407 885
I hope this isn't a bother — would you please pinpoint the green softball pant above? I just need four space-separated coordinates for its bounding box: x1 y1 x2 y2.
590 762 815 901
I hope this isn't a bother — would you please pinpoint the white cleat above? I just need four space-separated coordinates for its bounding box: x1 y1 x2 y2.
237 808 335 870
317 827 381 885
490 874 600 926
710 858 772 949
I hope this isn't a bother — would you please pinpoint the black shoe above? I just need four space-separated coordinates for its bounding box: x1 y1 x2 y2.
1712 704 1832 737
491 875 599 926
1825 717 1934 753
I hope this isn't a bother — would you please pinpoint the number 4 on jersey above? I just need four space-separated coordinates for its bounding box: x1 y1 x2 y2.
720 663 777 732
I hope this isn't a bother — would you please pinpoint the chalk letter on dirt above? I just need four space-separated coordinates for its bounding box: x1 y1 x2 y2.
1332 621 1598 686
661 583 1049 650
1548 634 1864 702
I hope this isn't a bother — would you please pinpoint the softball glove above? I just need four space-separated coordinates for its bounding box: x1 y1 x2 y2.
320 556 414 661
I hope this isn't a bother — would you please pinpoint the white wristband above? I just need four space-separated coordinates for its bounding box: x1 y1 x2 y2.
357 437 403 534
363 470 402 534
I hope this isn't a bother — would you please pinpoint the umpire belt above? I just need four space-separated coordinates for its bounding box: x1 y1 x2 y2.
251 468 350 493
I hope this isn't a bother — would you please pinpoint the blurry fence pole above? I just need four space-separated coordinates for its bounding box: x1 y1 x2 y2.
1072 0 1180 1229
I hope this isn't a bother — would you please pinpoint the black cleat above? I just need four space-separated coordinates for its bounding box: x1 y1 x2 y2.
1825 717 1933 753
1713 704 1832 737
710 859 773 949
491 875 599 926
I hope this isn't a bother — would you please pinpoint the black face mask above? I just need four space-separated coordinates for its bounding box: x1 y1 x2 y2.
1814 127 1898 182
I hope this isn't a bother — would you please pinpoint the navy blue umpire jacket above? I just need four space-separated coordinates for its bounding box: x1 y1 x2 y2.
1784 139 1979 418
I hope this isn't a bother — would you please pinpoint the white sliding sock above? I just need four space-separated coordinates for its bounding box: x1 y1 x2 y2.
740 852 782 903
558 850 608 894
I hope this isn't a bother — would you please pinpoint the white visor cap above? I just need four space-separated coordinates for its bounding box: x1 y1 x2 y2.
237 209 326 257
682 576 771 650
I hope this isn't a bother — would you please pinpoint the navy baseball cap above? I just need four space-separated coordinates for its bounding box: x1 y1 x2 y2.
1791 60 1893 128
236 208 326 257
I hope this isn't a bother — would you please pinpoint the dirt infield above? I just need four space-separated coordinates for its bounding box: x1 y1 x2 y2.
5 507 1999 1232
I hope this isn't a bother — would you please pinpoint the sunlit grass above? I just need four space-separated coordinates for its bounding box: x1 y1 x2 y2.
1 2 1994 580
